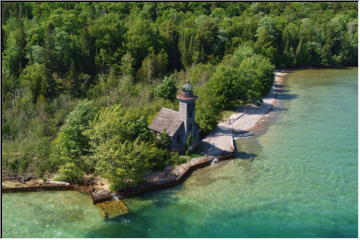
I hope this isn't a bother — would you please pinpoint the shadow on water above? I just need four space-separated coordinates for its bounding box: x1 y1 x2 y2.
273 88 289 93
235 136 263 155
273 83 285 88
236 152 257 161
276 93 298 100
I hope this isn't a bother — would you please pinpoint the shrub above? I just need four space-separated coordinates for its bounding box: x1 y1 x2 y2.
56 162 84 183
154 74 177 101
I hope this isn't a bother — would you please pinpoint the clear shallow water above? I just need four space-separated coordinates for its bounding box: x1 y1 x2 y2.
2 68 358 238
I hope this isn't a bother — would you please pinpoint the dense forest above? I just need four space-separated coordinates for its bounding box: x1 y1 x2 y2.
2 2 357 189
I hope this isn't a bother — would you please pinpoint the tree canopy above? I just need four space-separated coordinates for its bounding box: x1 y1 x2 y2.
2 2 357 188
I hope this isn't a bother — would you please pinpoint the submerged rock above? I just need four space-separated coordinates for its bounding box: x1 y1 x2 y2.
96 200 129 219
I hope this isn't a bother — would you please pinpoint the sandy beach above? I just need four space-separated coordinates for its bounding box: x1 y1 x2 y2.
201 71 289 156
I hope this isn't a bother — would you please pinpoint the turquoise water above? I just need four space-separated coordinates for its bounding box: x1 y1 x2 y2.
2 68 358 238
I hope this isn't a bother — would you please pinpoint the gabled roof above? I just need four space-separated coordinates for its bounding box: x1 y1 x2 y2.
148 108 183 137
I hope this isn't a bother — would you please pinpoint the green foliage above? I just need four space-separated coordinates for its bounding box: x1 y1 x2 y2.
83 105 124 139
89 139 157 190
83 105 179 190
238 55 275 99
56 162 84 183
195 83 221 136
20 63 55 103
155 132 172 149
125 17 164 69
207 45 274 106
3 136 51 176
194 44 274 136
154 75 177 101
231 44 255 66
207 65 243 109
136 51 168 82
2 2 357 183
84 105 163 144
51 100 98 171
120 52 135 76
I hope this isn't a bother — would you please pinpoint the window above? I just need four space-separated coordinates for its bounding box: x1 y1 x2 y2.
189 123 192 131
177 135 181 143
189 109 193 118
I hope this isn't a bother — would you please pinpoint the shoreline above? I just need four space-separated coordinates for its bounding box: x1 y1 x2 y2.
201 70 289 156
245 71 289 136
234 70 289 136
2 71 289 205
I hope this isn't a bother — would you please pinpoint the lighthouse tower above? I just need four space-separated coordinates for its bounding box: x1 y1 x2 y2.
176 82 199 148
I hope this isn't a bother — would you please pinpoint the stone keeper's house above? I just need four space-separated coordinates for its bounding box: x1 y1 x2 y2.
148 83 200 153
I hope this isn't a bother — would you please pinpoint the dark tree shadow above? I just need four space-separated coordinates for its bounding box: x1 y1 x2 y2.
273 83 285 88
236 152 257 161
276 93 298 100
273 88 289 94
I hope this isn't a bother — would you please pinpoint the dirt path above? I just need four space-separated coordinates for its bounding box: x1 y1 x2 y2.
201 71 289 156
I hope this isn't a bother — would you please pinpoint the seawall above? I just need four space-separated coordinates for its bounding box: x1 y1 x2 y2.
2 153 235 205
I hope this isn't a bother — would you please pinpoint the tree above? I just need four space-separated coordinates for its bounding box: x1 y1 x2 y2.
2 2 358 178
90 136 179 190
239 55 275 99
83 103 179 189
120 52 135 76
87 12 126 72
207 64 243 109
195 84 221 136
125 17 164 69
231 44 255 67
178 15 224 67
83 105 128 148
135 51 168 82
154 74 177 101
255 16 280 65
51 100 98 171
90 138 149 190
19 63 56 103
282 22 299 66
